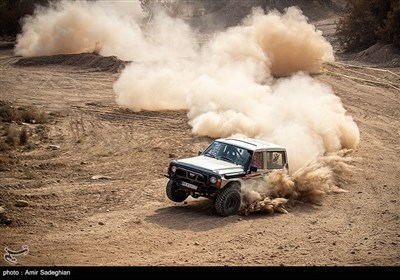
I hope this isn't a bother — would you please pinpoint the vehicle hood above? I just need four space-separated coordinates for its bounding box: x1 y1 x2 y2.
176 155 245 176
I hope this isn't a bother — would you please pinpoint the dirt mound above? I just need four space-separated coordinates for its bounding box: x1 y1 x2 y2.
0 41 14 50
189 0 345 32
15 53 127 73
0 37 16 50
353 43 400 67
261 0 345 21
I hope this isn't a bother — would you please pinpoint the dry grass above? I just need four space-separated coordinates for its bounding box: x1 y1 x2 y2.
19 127 29 145
0 154 15 172
0 138 9 151
0 100 49 171
20 106 47 124
0 101 47 124
5 125 19 147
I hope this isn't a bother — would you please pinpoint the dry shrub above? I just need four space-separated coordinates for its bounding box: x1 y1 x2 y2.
20 106 47 124
0 155 10 171
0 0 49 36
0 153 16 171
0 138 10 151
5 126 19 147
336 0 400 51
35 124 49 141
19 127 29 145
0 102 47 124
0 102 19 122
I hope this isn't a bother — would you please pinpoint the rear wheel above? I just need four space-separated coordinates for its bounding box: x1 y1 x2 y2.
166 180 188 202
215 186 241 217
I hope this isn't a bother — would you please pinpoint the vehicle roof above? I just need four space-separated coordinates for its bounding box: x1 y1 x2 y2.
216 137 286 152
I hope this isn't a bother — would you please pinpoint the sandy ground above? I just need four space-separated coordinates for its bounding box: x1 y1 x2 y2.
0 28 399 266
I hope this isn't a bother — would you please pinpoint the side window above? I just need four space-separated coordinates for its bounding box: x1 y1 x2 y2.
267 151 285 169
251 152 264 170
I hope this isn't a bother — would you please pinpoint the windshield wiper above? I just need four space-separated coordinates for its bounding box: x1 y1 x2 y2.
203 152 216 158
219 156 236 164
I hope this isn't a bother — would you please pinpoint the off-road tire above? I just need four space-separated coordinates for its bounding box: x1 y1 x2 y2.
215 186 241 217
166 180 188 202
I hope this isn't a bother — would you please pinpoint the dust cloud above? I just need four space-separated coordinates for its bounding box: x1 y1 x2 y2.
240 149 359 215
15 1 361 212
114 6 358 172
14 0 198 61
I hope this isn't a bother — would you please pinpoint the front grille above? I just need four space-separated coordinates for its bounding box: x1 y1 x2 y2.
176 168 206 187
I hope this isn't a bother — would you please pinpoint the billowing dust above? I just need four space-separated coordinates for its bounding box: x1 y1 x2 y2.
112 7 359 173
15 1 361 214
240 149 359 215
14 1 198 61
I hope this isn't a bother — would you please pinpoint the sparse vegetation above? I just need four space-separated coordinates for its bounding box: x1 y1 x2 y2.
0 102 18 122
0 154 10 171
20 106 47 124
0 138 9 151
0 100 49 171
5 125 19 147
336 0 400 51
0 101 47 124
0 0 49 36
35 124 49 141
19 127 28 145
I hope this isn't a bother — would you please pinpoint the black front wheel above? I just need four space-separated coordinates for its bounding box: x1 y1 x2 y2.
166 180 188 202
215 186 241 217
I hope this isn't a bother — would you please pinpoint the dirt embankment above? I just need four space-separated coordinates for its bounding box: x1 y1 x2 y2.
15 53 127 73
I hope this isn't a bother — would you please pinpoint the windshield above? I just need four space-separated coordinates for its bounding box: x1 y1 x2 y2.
202 141 251 168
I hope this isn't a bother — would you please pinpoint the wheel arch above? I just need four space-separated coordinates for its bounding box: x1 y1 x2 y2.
221 179 241 190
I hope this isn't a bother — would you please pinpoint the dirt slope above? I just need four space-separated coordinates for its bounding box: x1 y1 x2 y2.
0 42 399 266
0 0 399 264
189 0 346 32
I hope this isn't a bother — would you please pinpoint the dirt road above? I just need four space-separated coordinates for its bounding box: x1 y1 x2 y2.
0 40 399 266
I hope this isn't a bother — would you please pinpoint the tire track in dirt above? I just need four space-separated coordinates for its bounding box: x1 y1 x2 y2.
1 48 399 266
317 62 399 265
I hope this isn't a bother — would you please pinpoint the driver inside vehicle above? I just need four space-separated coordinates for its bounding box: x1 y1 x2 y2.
224 146 241 164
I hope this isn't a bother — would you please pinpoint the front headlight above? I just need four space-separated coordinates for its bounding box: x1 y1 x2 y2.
171 166 177 173
210 176 217 184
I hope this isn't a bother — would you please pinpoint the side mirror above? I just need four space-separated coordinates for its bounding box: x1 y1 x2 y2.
250 166 258 173
198 151 202 156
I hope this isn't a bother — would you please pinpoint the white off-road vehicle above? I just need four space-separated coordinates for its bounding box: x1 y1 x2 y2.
165 138 289 216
